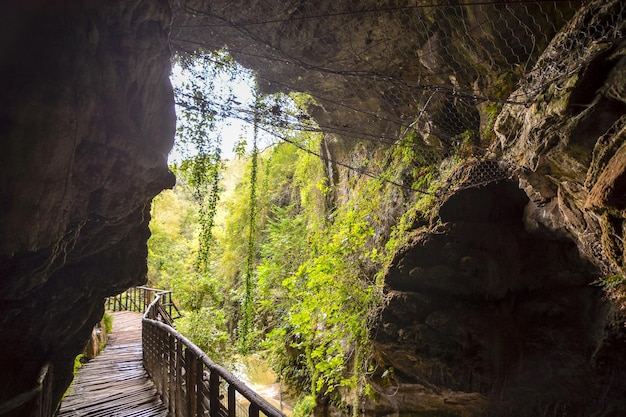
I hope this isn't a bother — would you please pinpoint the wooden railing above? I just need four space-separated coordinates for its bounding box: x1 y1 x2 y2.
4 286 283 417
112 287 285 417
105 286 181 326
0 362 54 417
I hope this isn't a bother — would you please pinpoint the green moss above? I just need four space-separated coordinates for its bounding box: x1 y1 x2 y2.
73 354 85 374
478 71 518 147
481 102 501 146
102 312 113 334
492 71 518 100
600 213 625 269
602 274 626 289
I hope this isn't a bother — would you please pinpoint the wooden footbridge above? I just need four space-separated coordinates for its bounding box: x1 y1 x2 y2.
58 287 285 417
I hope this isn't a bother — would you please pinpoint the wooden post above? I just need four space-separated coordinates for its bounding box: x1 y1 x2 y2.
249 403 260 417
162 328 169 409
186 350 196 417
196 361 204 417
228 385 236 417
168 292 173 320
201 371 211 414
150 326 156 386
147 288 154 311
142 322 149 372
38 363 53 417
145 324 157 393
167 332 175 414
209 370 220 417
176 341 184 417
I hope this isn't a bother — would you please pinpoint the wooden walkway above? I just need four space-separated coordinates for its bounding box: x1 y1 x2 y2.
58 311 168 417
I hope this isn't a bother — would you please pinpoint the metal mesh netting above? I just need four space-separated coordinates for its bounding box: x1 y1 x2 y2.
170 0 625 193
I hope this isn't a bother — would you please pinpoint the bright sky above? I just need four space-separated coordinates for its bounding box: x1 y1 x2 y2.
168 61 275 162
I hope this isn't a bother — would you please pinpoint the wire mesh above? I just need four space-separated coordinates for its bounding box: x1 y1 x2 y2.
169 0 624 193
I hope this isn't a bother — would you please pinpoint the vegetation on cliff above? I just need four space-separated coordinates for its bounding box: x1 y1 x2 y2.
150 2 626 414
147 51 457 414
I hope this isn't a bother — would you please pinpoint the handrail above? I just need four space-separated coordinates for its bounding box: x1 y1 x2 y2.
142 291 286 417
0 362 53 416
105 286 182 325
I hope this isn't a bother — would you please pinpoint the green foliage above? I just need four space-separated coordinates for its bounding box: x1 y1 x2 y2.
148 92 468 417
239 104 260 351
147 179 199 298
73 354 85 374
601 273 626 289
492 71 518 100
102 313 113 334
292 395 317 417
185 154 223 273
172 49 255 279
62 353 87 399
255 128 448 410
173 49 247 160
148 174 235 363
153 50 471 414
377 128 443 256
481 102 500 145
177 306 234 365
182 101 448 411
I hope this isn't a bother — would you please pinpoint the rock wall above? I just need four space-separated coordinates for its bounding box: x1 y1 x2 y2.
0 1 174 414
373 2 626 415
373 3 626 415
375 179 624 416
83 319 108 361
170 0 577 203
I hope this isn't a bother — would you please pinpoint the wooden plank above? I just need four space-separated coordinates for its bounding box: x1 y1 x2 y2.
58 311 168 417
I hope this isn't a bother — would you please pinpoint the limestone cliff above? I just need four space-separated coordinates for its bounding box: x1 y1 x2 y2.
376 2 626 415
0 1 174 414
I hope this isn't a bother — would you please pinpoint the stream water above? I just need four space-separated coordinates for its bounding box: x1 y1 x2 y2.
232 354 294 416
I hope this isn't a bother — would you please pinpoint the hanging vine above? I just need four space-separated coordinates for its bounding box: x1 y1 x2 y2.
170 51 251 317
173 49 255 279
194 151 222 274
239 96 260 351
